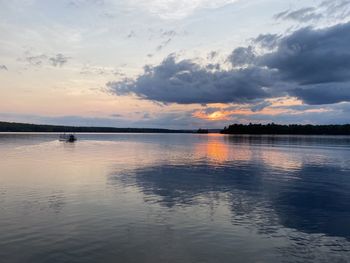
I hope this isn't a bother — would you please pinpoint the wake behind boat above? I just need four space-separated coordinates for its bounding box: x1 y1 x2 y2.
59 133 77 142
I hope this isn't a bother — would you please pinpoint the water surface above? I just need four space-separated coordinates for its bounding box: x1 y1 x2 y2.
1 133 350 263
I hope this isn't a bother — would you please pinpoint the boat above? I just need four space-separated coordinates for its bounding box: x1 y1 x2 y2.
59 133 77 142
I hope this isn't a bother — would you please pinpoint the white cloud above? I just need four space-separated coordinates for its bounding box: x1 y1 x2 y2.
127 0 239 19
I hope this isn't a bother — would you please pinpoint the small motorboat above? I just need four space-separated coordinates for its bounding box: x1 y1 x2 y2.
59 133 77 142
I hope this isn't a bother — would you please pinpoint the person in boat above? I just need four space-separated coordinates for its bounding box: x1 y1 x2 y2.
59 133 77 142
68 134 77 142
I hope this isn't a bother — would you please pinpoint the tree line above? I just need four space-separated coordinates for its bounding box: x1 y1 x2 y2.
221 123 350 135
0 121 192 133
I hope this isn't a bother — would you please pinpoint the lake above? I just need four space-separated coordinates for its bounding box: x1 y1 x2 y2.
1 133 350 263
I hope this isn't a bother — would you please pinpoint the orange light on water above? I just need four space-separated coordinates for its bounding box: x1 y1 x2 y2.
206 142 230 162
194 137 230 163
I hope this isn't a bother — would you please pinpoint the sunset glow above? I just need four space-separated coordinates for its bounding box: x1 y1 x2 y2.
1 1 350 128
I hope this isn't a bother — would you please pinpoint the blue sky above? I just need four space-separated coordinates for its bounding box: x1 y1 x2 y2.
1 0 350 128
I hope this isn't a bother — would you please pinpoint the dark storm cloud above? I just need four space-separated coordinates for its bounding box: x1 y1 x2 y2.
205 63 221 71
228 46 256 66
238 22 350 104
291 83 350 105
107 55 275 104
260 23 350 85
107 22 350 106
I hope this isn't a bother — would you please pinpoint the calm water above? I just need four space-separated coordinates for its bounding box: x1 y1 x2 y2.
1 133 350 263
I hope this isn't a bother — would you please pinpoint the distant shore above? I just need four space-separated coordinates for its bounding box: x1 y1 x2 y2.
2 121 350 135
0 121 194 133
221 123 350 135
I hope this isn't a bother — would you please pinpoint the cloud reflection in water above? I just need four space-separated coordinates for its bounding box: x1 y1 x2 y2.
110 135 350 241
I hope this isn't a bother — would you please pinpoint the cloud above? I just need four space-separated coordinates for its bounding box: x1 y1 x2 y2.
193 102 304 121
0 111 215 129
253 34 280 50
110 113 123 118
21 51 71 68
274 0 350 24
228 46 256 67
24 54 47 66
291 83 350 105
127 30 136 39
49 54 70 67
127 0 239 19
153 29 181 52
80 64 122 76
160 30 177 38
260 22 350 85
250 101 273 112
207 51 219 60
274 7 322 23
2 99 350 129
68 0 105 8
108 21 350 106
0 65 8 71
156 38 172 52
0 112 132 128
253 22 350 104
320 0 350 20
107 55 275 104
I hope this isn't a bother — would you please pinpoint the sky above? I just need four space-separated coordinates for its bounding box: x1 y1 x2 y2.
1 0 350 129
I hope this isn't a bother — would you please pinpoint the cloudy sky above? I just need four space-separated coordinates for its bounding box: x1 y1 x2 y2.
1 0 350 129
